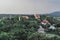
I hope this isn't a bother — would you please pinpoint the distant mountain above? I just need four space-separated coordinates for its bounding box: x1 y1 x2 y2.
46 11 60 17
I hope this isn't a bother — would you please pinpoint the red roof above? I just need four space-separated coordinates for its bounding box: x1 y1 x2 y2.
41 20 49 23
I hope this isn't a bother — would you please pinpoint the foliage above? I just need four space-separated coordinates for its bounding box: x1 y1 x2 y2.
0 16 40 40
0 15 59 40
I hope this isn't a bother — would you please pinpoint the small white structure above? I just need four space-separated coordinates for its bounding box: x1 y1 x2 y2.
41 22 47 25
19 16 21 21
49 25 56 30
38 25 45 33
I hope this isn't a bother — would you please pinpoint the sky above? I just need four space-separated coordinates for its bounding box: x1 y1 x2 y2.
0 0 60 14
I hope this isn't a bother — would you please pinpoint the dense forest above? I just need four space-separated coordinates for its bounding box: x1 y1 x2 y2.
0 14 60 40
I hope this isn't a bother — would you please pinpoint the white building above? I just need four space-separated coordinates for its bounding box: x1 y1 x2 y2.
38 25 45 33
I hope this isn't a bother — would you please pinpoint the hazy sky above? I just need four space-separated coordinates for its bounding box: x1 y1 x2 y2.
0 0 60 14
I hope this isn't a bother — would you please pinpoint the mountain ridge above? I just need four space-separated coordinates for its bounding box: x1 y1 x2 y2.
46 11 60 17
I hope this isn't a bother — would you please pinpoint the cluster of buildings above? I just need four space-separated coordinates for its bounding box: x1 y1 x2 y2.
19 14 56 32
